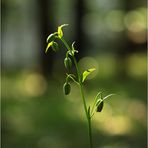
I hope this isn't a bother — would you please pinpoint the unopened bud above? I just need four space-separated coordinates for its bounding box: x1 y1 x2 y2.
64 57 72 70
63 83 71 95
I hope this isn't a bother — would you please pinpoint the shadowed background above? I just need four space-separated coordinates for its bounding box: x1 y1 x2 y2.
1 0 147 147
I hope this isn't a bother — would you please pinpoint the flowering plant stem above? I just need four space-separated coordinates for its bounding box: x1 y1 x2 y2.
45 24 114 148
61 37 93 147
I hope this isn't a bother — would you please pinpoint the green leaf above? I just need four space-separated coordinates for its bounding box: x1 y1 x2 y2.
82 68 96 82
102 94 116 101
90 91 103 115
46 32 57 43
96 99 102 106
45 42 53 53
58 24 69 38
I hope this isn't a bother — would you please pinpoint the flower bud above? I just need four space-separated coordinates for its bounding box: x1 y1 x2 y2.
63 83 71 95
96 101 104 112
51 42 59 52
64 57 72 70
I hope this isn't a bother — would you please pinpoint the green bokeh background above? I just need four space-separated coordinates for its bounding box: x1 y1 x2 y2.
2 0 147 148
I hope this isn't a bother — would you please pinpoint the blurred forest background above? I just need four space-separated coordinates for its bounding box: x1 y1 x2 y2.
1 0 147 148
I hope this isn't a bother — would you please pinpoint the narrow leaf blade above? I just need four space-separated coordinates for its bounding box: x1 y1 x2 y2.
103 94 116 101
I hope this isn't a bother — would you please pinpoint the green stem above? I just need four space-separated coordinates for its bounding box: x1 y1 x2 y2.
60 37 71 52
79 82 88 119
88 116 93 148
60 37 93 148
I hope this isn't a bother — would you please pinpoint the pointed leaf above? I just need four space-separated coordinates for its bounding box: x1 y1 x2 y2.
102 94 116 101
91 91 103 115
96 99 102 106
82 68 96 82
46 32 57 43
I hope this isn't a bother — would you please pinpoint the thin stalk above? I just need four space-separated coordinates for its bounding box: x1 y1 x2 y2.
73 58 88 118
75 61 93 148
61 37 93 148
88 116 93 148
79 82 88 119
60 37 71 52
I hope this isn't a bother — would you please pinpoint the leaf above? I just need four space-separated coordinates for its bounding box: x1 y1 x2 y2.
45 42 53 53
102 94 116 101
58 24 69 38
46 32 57 43
82 68 96 82
96 99 102 106
90 91 103 115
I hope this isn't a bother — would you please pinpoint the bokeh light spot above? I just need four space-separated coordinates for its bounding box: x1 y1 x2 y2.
94 115 133 135
126 53 147 79
124 10 146 33
96 55 117 78
127 100 146 125
24 72 47 97
105 10 125 32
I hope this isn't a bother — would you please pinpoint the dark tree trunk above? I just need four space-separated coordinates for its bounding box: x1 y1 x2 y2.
75 0 85 60
37 0 55 78
116 0 147 80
